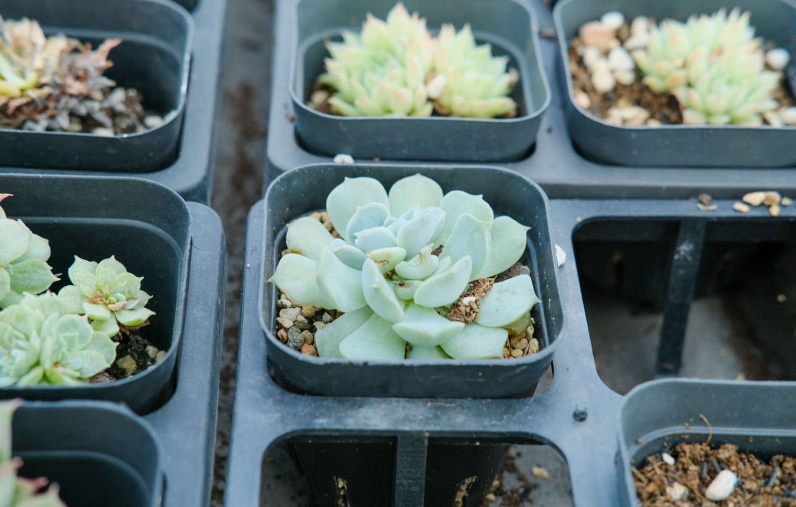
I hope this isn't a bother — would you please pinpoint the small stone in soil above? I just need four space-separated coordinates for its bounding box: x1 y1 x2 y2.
579 22 619 52
770 203 781 217
733 202 750 213
705 469 738 501
115 355 138 377
743 191 767 206
531 466 549 480
763 191 781 206
600 11 624 30
766 48 790 70
287 327 304 350
782 196 793 206
780 107 796 125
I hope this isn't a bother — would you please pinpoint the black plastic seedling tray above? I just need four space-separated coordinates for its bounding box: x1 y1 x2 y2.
290 0 549 162
261 164 562 398
0 0 228 202
13 401 163 507
0 175 226 507
0 0 191 173
227 193 796 506
265 0 796 198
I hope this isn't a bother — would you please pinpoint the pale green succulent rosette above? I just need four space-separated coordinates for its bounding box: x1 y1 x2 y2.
270 174 540 361
58 256 155 338
632 8 780 126
0 400 67 507
0 202 58 310
430 24 519 118
319 3 434 117
0 293 117 386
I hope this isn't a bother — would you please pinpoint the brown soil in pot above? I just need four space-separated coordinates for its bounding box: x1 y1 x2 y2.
634 442 796 506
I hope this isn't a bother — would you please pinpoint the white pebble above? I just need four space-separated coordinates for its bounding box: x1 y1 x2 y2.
92 127 115 137
666 482 688 501
661 452 675 465
608 47 635 71
630 16 649 36
574 90 591 109
624 33 650 51
779 107 796 125
764 111 784 128
426 74 447 100
144 115 164 129
333 153 354 164
592 69 616 93
590 58 610 74
705 470 738 501
766 48 790 70
583 46 603 70
600 11 625 31
614 70 636 86
555 244 566 268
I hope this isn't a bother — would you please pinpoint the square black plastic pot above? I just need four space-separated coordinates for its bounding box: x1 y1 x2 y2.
617 379 796 507
0 175 190 414
290 0 550 163
13 400 163 507
0 0 192 173
554 0 796 168
289 436 507 507
259 163 564 398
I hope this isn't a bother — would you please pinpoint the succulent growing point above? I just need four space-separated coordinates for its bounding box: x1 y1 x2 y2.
430 24 519 118
318 3 434 117
0 196 58 309
269 174 540 361
58 256 155 338
631 8 780 125
0 400 67 506
0 292 117 386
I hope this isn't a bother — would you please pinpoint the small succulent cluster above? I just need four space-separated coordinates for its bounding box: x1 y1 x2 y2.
269 174 539 361
631 9 782 126
0 195 155 386
0 400 67 506
313 3 518 118
0 15 169 135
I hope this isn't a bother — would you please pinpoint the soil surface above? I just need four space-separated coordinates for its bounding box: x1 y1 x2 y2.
90 330 164 383
634 443 796 506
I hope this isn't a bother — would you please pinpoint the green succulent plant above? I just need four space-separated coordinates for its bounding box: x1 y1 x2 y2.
0 196 58 310
269 174 539 361
632 8 780 125
430 24 519 118
0 400 67 507
0 292 117 386
58 256 155 338
318 3 435 117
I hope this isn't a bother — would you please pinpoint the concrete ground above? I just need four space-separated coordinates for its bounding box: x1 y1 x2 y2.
208 0 793 505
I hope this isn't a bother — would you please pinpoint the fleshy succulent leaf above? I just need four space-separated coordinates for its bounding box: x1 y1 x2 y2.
0 220 29 266
344 202 391 244
388 174 443 216
315 248 367 312
405 344 451 360
368 247 406 274
435 191 493 245
315 306 373 358
353 226 397 252
362 258 404 322
269 254 334 309
396 207 444 258
395 245 438 280
6 260 58 296
286 217 336 262
439 213 491 281
14 235 50 264
475 275 539 328
477 216 528 278
413 256 472 308
326 177 390 238
440 323 507 359
331 238 368 269
392 303 464 347
338 312 407 360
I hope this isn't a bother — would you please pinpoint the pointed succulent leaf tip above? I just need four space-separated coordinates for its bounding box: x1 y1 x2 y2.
396 206 444 258
441 323 507 359
362 258 404 322
630 8 778 125
413 256 472 308
439 213 490 281
477 216 529 279
286 217 335 262
339 312 407 360
315 306 373 358
331 238 368 269
406 344 451 360
395 244 438 280
316 247 367 312
368 247 406 274
344 202 391 244
434 191 493 246
475 275 539 328
388 174 444 216
326 177 390 241
392 303 464 347
269 254 334 309
354 226 397 252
